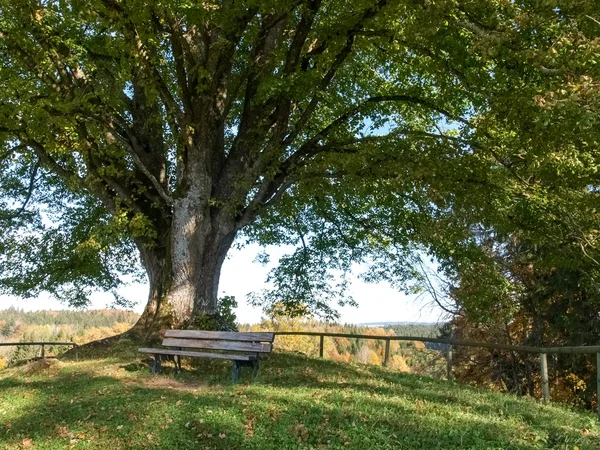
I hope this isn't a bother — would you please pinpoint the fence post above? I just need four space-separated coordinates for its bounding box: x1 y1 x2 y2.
540 353 550 403
319 335 324 359
40 344 45 359
446 346 453 381
384 339 390 367
597 353 600 420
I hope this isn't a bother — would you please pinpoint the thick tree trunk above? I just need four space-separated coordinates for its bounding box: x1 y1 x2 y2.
130 194 238 339
130 242 174 337
128 97 242 339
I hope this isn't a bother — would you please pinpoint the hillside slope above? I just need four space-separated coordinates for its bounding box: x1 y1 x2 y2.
0 340 598 450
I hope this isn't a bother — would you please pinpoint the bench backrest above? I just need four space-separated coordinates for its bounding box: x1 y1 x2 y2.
162 330 274 353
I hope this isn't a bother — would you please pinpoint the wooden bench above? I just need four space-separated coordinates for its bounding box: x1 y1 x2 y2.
138 330 274 382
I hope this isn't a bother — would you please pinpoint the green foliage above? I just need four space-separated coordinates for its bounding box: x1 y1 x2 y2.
217 295 238 330
446 234 600 409
183 296 239 331
1 344 599 449
248 248 357 321
0 186 144 307
1 0 600 320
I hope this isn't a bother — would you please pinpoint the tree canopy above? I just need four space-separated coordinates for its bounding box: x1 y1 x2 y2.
0 0 599 331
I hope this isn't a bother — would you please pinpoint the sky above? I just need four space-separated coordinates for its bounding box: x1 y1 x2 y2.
0 243 446 325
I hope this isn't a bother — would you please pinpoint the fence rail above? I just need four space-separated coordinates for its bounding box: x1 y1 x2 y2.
0 341 77 359
273 331 600 418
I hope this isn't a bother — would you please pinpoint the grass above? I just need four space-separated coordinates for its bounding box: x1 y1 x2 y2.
0 338 599 450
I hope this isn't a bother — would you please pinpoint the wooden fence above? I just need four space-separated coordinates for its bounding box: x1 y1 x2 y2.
0 341 77 359
3 335 600 417
273 331 600 418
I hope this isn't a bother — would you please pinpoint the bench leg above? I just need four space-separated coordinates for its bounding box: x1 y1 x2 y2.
232 361 241 383
152 354 162 375
252 360 260 378
174 348 182 374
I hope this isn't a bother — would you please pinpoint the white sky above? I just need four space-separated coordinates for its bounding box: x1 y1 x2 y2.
0 243 445 324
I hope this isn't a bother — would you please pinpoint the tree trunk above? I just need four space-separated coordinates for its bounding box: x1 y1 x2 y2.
130 194 238 339
130 241 173 338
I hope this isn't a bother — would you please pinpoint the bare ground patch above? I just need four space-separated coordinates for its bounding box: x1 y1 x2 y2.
135 375 207 391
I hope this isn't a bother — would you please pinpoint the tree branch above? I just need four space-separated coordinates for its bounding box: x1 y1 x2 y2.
25 139 84 188
110 122 174 206
1 161 39 222
162 14 193 117
282 94 471 175
282 0 389 148
237 176 295 229
284 0 322 75
23 138 122 214
99 0 186 127
416 257 458 316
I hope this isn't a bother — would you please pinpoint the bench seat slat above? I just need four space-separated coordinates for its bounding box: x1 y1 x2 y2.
162 337 271 353
138 348 257 361
164 330 274 342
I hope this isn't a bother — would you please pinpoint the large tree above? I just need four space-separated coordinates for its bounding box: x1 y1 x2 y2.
1 0 598 335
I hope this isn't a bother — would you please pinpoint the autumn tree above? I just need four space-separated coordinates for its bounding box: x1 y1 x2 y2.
1 0 598 336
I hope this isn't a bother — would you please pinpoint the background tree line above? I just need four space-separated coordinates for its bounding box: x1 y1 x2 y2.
241 306 446 376
0 305 446 377
0 307 138 366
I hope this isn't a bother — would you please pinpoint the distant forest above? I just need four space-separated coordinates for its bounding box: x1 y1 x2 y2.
0 307 139 330
383 323 442 338
1 307 445 376
0 307 139 365
242 316 446 376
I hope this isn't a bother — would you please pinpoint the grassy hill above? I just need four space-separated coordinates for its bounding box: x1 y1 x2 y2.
0 340 599 450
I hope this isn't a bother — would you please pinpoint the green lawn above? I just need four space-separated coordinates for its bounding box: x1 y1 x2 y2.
0 339 598 450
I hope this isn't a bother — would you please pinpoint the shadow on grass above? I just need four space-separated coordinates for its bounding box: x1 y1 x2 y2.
0 352 597 450
261 353 583 418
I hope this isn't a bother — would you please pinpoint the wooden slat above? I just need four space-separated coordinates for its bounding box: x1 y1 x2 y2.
138 348 256 361
161 337 272 353
164 330 274 342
